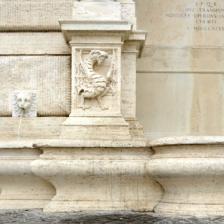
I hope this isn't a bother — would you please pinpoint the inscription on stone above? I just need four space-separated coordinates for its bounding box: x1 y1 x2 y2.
166 1 224 32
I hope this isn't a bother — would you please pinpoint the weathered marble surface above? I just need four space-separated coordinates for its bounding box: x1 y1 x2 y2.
0 0 224 218
0 32 69 55
0 56 71 116
150 136 224 147
137 0 224 46
0 118 65 139
136 0 224 139
0 148 55 210
137 72 224 140
1 0 224 139
0 0 137 31
0 139 161 212
148 137 224 216
31 145 161 213
0 0 73 31
0 210 223 224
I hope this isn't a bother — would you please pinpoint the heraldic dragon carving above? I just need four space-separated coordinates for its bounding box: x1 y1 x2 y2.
76 49 117 110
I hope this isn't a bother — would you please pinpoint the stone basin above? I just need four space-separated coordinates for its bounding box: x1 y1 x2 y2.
0 140 55 209
0 139 162 213
148 136 224 217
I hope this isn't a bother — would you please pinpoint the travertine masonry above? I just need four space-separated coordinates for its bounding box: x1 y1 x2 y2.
0 0 162 214
1 0 224 218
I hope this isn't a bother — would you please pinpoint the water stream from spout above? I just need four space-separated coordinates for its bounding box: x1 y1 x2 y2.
17 110 25 140
17 116 22 140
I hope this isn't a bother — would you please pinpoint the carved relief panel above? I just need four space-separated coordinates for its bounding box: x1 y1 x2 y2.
12 91 37 117
71 48 121 116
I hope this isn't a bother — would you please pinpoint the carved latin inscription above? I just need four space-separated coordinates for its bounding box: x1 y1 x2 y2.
75 49 117 110
166 0 224 32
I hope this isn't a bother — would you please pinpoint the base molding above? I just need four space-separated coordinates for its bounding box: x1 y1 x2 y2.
61 116 131 140
44 200 157 213
2 136 224 216
148 136 224 217
155 202 224 217
0 148 55 210
31 146 161 213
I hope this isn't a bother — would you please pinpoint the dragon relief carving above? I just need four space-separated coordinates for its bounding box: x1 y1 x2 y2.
75 49 117 110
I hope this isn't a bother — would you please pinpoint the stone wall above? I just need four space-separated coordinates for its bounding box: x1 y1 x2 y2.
136 0 224 139
0 0 223 139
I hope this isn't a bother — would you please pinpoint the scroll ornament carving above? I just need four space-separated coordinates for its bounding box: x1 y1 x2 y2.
75 49 117 110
